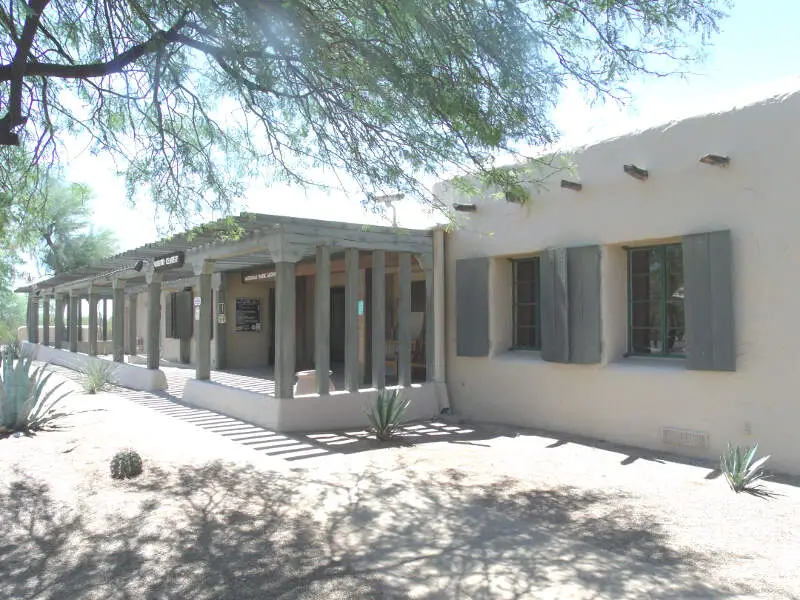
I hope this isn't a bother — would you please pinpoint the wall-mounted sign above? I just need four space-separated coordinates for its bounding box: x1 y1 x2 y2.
217 314 226 324
217 302 225 314
242 269 275 284
235 298 262 332
152 251 185 271
358 300 365 316
193 296 201 306
194 306 201 321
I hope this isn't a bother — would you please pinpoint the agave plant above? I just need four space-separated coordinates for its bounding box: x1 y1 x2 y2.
0 354 71 434
721 443 771 494
364 389 410 441
81 360 117 394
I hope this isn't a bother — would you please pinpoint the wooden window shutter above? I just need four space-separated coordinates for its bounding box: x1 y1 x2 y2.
455 257 490 357
682 230 735 371
540 248 570 363
567 245 602 364
176 291 194 340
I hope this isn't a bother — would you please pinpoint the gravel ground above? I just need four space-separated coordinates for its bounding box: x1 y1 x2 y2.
1 367 798 599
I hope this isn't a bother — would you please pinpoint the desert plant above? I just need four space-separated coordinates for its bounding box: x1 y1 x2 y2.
364 389 410 441
81 360 117 394
721 443 771 494
110 449 143 480
0 354 70 434
2 339 21 362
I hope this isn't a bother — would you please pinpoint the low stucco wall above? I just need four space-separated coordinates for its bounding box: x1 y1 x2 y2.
182 379 444 432
17 327 114 355
24 343 168 392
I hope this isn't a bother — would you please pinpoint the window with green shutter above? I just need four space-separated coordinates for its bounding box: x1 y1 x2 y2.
627 244 686 357
512 257 540 350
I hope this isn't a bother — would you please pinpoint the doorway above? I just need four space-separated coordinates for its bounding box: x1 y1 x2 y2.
330 286 346 362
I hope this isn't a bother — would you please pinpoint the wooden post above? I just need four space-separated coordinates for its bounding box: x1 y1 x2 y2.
314 245 331 395
195 263 213 380
69 293 79 353
41 296 50 346
344 248 360 392
433 229 446 383
146 273 162 370
398 252 412 386
275 261 297 398
127 294 138 355
371 250 386 389
88 288 99 356
54 294 65 349
112 280 125 362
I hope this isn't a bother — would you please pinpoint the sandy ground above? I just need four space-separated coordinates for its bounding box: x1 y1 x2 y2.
1 367 799 600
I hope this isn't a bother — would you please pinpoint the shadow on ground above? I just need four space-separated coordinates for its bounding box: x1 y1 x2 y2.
0 458 744 600
44 363 503 462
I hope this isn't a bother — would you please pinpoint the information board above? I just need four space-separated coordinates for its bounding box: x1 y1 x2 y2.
235 298 262 332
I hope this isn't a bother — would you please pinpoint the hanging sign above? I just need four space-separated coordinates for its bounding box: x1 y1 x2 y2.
152 251 185 271
242 269 276 284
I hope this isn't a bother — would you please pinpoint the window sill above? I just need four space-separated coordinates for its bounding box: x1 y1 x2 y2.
491 348 544 363
608 355 686 373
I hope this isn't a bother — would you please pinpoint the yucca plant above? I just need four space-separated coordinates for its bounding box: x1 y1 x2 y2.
364 389 410 441
81 360 117 394
0 354 71 434
721 443 771 494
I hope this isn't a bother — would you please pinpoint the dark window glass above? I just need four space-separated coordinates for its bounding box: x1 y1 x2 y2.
513 257 540 350
628 244 685 356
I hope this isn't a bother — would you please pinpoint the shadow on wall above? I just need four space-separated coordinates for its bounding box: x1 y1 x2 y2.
0 461 742 599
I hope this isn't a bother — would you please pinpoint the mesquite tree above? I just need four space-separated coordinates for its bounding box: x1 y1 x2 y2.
1 0 728 220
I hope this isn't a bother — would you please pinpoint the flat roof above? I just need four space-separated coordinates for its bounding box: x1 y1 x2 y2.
17 212 433 294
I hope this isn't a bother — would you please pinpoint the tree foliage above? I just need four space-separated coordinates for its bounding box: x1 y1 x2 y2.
1 0 729 218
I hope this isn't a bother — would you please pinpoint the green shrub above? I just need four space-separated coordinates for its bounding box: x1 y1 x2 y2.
110 449 143 479
81 360 117 394
721 443 771 494
364 389 410 441
0 354 70 434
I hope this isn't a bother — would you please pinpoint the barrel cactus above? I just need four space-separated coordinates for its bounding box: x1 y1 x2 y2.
110 449 143 480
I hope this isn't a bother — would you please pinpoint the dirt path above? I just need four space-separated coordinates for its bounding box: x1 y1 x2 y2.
1 368 798 599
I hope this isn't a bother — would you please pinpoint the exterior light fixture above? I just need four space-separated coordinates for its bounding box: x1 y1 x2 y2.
560 179 583 191
623 164 649 181
133 260 145 272
453 203 477 212
699 154 730 166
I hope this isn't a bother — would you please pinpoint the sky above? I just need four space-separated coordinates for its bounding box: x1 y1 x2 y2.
64 0 800 253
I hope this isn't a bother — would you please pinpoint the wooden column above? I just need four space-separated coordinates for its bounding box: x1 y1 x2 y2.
69 293 79 353
146 274 162 370
41 296 50 346
424 259 435 382
214 273 227 370
344 248 360 392
54 294 65 349
127 294 138 355
275 261 297 399
29 295 39 343
433 229 446 383
314 246 331 395
102 298 109 341
398 252 412 386
88 288 99 356
371 250 386 389
195 263 213 380
112 280 125 362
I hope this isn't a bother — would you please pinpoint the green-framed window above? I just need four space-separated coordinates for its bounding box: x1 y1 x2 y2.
628 244 686 356
512 257 540 350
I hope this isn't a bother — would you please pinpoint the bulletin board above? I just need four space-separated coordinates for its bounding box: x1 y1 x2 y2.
235 298 262 332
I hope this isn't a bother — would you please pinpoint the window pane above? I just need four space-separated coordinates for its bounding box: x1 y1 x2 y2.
631 274 662 302
630 249 652 275
667 300 686 354
515 260 537 282
631 327 663 354
516 303 536 327
631 300 661 329
516 281 534 304
666 245 684 300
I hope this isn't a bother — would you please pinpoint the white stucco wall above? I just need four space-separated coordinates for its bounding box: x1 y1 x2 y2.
438 88 800 474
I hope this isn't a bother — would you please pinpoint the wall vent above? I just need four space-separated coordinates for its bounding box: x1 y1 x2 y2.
661 427 709 449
